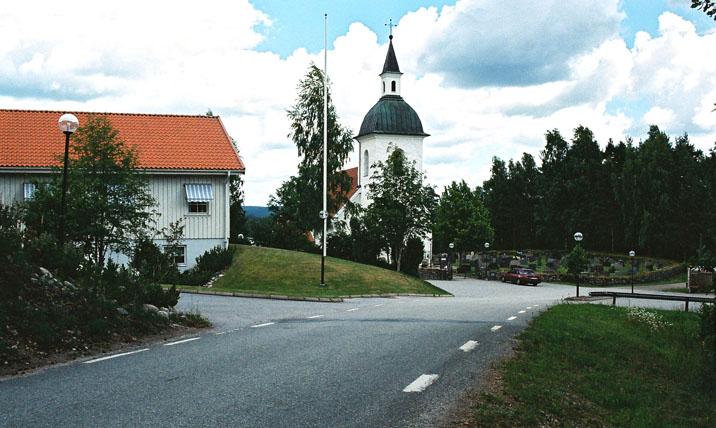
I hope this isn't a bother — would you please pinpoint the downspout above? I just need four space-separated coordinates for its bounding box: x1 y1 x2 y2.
225 170 230 248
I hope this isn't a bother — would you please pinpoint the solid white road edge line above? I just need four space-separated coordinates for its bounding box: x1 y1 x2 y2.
403 374 439 392
164 337 200 347
459 340 479 352
507 316 517 321
346 308 359 312
307 315 325 319
491 325 502 332
84 348 149 364
251 322 275 328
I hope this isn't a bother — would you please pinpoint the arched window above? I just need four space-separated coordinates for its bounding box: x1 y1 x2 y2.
391 81 396 92
363 150 370 177
382 81 385 93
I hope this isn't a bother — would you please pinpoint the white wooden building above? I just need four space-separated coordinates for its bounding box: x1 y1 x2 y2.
0 109 245 270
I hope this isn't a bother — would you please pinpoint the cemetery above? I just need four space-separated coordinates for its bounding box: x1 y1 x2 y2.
421 249 685 286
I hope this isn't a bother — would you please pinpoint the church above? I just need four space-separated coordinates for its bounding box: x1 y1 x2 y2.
334 33 432 260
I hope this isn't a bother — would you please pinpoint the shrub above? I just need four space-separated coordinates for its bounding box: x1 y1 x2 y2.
699 303 716 383
401 237 424 277
195 245 236 274
24 232 85 280
0 205 30 299
130 236 179 283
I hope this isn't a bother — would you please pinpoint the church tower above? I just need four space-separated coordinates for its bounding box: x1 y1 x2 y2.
355 34 429 208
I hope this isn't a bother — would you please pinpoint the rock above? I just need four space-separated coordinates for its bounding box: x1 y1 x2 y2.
157 310 169 318
117 307 129 315
39 267 51 277
142 303 159 313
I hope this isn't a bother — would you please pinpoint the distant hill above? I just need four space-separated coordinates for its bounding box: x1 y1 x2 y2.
244 205 271 218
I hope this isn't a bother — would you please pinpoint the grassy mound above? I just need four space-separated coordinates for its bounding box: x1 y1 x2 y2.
193 244 449 298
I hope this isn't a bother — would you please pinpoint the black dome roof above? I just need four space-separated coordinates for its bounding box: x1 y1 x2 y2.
357 95 428 138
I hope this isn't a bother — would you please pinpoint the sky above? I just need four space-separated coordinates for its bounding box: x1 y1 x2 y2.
2 0 715 206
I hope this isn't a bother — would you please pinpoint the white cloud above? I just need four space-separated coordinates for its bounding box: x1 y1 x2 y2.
1 1 715 206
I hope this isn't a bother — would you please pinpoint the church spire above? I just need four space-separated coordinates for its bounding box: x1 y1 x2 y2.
381 36 401 74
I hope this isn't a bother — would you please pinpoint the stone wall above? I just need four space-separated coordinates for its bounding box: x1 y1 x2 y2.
537 264 684 286
419 267 452 280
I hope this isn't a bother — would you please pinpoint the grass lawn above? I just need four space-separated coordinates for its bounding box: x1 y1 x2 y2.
177 244 449 298
470 304 715 427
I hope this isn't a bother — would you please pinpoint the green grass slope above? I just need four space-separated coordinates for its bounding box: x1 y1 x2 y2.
204 245 449 298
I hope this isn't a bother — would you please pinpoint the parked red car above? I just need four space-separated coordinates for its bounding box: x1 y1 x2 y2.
501 268 541 286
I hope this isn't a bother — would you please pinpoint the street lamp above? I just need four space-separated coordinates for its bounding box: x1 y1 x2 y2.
574 232 583 297
319 209 328 286
629 250 636 293
449 242 455 279
58 113 79 247
483 242 490 279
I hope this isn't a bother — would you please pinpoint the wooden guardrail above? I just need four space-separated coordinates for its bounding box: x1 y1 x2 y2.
588 291 716 312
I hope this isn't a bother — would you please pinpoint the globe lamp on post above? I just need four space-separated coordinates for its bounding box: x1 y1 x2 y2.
448 242 455 279
573 232 583 297
483 242 490 279
57 113 79 247
629 250 636 293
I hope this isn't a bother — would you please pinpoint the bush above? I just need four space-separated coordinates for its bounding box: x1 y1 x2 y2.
699 303 716 384
401 237 424 277
195 245 236 274
24 232 85 280
130 236 179 283
0 205 31 299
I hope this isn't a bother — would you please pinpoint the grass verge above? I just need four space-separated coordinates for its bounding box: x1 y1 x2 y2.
175 244 449 298
470 304 715 427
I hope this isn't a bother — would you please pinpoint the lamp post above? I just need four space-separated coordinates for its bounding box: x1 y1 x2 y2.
629 250 636 293
57 114 79 247
449 242 455 279
483 242 490 279
574 232 583 297
319 209 328 286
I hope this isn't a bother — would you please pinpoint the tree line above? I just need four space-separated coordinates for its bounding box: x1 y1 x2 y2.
479 125 716 261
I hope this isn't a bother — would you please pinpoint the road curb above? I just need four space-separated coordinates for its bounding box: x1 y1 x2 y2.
167 287 453 302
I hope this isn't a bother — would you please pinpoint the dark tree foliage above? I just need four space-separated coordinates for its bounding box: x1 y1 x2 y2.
24 114 156 273
433 180 493 254
271 64 355 238
365 147 437 272
228 173 248 243
482 124 716 261
692 0 716 21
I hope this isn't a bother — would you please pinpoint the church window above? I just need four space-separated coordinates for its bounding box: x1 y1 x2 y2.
391 81 396 92
363 150 370 177
382 81 385 93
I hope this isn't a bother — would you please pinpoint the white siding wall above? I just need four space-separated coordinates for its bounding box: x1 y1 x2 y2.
148 174 227 240
0 171 230 271
0 173 44 206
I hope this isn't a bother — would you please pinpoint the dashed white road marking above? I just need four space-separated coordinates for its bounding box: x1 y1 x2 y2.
518 310 526 314
459 340 479 352
346 308 359 312
403 374 439 392
215 331 230 335
533 304 540 307
307 315 325 319
526 306 532 309
374 304 384 307
164 337 200 347
507 316 517 321
84 348 149 364
491 325 502 332
251 322 275 328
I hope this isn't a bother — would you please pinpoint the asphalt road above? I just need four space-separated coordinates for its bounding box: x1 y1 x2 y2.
0 278 705 427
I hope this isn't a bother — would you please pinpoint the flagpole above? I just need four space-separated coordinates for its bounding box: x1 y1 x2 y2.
321 13 328 286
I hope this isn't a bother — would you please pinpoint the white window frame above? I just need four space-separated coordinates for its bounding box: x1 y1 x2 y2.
164 245 187 266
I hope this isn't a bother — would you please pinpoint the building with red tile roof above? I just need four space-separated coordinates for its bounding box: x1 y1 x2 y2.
0 109 245 270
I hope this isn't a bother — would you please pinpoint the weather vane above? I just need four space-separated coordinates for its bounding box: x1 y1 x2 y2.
385 19 397 39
